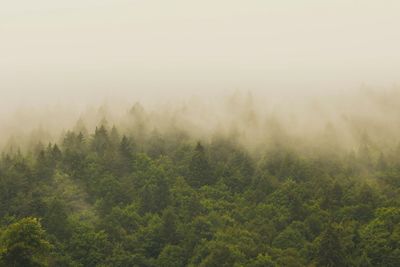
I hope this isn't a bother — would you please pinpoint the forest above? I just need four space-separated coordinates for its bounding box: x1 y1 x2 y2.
1 93 400 267
3 0 400 265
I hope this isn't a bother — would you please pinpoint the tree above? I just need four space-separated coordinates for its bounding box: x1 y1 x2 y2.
91 125 110 157
67 223 111 267
198 242 242 267
187 142 214 188
361 208 400 266
117 135 135 175
133 154 170 213
272 224 305 250
316 223 346 267
0 217 52 267
42 198 70 240
248 253 276 267
161 208 179 245
157 245 185 267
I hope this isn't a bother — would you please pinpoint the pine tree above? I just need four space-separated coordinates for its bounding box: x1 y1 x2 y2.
188 142 214 188
92 125 110 156
316 223 346 267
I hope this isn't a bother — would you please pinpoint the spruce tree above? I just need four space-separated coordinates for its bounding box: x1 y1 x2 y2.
188 142 214 188
316 223 346 267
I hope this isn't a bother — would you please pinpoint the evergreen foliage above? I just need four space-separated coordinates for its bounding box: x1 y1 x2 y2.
1 122 400 266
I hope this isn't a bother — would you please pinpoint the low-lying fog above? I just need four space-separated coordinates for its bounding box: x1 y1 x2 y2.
1 1 400 153
2 87 400 155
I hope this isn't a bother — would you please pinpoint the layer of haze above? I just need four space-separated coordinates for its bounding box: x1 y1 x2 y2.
1 1 400 151
1 1 400 107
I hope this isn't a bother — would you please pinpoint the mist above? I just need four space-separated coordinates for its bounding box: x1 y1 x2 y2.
2 1 400 107
2 0 400 152
1 87 400 158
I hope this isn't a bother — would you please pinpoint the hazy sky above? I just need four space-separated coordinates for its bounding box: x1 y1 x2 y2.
1 0 400 109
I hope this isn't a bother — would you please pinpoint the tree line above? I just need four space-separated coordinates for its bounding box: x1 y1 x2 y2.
1 121 400 266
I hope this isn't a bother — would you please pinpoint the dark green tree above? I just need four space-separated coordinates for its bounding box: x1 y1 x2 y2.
316 223 346 267
187 142 214 188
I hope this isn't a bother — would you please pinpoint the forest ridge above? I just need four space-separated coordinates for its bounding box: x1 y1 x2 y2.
1 91 400 266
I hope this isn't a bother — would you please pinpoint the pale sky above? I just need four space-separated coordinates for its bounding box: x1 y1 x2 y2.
1 0 400 109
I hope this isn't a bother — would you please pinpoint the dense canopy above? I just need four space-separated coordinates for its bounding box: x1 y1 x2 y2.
1 111 400 267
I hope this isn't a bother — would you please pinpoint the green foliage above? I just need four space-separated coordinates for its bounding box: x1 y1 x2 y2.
360 208 400 266
1 123 400 266
316 223 346 267
248 253 276 267
157 245 185 267
188 142 215 188
66 223 111 267
0 217 52 267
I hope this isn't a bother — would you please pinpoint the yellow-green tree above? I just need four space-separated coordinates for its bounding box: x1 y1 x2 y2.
0 217 52 267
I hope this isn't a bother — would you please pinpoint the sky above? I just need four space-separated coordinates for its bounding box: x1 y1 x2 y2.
1 0 400 110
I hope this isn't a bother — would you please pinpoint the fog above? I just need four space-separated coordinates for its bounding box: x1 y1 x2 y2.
2 87 400 155
1 1 400 152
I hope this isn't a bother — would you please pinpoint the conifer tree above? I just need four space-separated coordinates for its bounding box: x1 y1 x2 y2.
188 142 214 188
316 223 345 267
